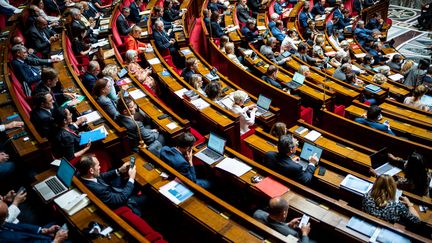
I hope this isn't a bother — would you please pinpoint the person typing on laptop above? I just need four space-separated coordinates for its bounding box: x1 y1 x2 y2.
160 132 212 190
76 154 147 217
264 135 318 184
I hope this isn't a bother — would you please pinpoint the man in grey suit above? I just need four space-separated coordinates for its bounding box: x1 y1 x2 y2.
332 63 352 82
260 37 290 66
254 196 311 242
116 96 165 156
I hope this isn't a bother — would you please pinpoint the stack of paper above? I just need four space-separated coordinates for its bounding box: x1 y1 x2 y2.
100 18 110 25
354 53 367 58
347 217 410 243
226 25 239 32
325 51 336 57
220 97 234 109
256 177 289 198
54 189 90 216
215 158 252 177
159 180 194 205
180 49 192 55
139 10 151 15
103 49 114 59
50 53 64 61
78 111 102 124
174 88 188 99
257 26 266 31
388 73 403 81
304 130 321 142
346 217 377 237
148 58 161 65
191 98 210 110
129 89 146 100
340 174 373 196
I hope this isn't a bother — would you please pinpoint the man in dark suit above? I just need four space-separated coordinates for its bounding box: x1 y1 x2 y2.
26 17 58 57
0 201 68 242
262 65 283 89
299 2 313 28
76 154 146 216
34 67 75 107
30 92 55 137
43 0 62 15
241 18 260 42
117 7 135 36
82 61 100 92
160 132 212 189
236 0 251 24
311 0 325 17
116 97 165 155
365 13 383 30
128 0 144 24
208 0 227 13
181 57 198 83
354 20 373 46
355 105 396 135
10 45 43 87
264 134 318 184
153 20 177 57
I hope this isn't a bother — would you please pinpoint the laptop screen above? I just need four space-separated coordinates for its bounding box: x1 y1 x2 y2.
370 147 388 169
117 68 128 78
207 133 226 155
293 72 305 85
57 158 75 188
300 142 323 161
257 94 272 110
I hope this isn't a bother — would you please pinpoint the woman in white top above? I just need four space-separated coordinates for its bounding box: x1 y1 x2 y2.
404 85 430 112
230 90 257 135
281 29 299 52
225 43 248 70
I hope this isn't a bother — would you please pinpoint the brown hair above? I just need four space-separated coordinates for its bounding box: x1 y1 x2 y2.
270 122 287 138
92 78 109 97
370 174 397 207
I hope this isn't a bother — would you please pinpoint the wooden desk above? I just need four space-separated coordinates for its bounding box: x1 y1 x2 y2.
381 99 432 126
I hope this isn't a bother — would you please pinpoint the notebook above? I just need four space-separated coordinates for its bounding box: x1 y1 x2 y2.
255 94 272 116
370 147 402 176
194 133 226 165
297 142 323 171
364 84 382 93
285 72 305 90
33 158 75 201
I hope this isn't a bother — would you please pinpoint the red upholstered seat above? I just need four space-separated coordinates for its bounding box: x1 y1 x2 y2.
300 106 313 125
113 206 167 243
240 128 255 160
64 36 88 75
190 127 205 145
163 55 181 75
334 104 346 117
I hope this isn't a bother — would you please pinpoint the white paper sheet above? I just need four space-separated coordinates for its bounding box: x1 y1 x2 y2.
215 158 252 177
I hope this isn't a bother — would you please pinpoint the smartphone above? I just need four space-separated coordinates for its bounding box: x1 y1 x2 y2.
17 186 26 194
130 156 136 168
158 114 169 120
298 214 310 228
60 223 68 231
318 166 326 176
383 120 389 125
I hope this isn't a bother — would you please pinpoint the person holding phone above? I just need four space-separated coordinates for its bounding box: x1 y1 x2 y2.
354 105 395 135
254 196 312 242
0 188 27 223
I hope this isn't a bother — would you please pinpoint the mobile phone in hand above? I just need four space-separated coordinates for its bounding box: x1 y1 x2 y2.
298 214 310 228
17 186 26 194
130 156 136 168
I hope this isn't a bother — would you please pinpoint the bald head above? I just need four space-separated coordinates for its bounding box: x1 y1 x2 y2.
268 196 289 216
12 36 24 46
0 201 9 224
36 16 48 28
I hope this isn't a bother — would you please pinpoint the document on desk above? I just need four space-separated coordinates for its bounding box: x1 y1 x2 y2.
159 180 194 205
257 26 266 31
54 189 90 216
148 58 161 65
256 177 289 198
78 111 102 124
100 18 110 25
216 158 252 177
191 98 210 110
129 89 146 100
340 174 373 196
354 53 367 58
180 49 192 55
226 25 239 32
304 130 321 142
174 88 188 99
220 97 234 109
388 73 404 81
50 53 64 61
377 228 410 243
346 216 377 237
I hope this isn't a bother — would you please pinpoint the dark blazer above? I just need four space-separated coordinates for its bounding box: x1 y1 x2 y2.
43 0 61 14
11 59 41 84
262 75 283 89
151 16 172 30
96 95 119 119
52 126 81 160
116 14 132 36
240 26 259 42
209 21 225 38
353 0 362 13
236 4 250 23
365 18 382 30
181 68 195 82
163 8 181 22
30 108 53 138
299 10 312 28
116 114 160 150
70 19 87 38
354 118 396 135
82 72 98 92
26 25 52 56
264 151 315 184
82 169 134 209
160 146 197 182
0 222 53 242
128 2 141 24
153 30 172 50
33 82 64 107
354 27 372 46
208 2 227 12
311 2 325 16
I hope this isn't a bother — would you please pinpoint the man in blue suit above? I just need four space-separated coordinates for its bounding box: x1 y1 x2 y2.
10 45 43 86
208 0 227 13
160 132 212 189
355 105 395 135
82 61 100 92
264 135 318 184
299 2 313 28
271 20 286 42
368 42 387 64
153 20 177 57
240 18 260 42
366 13 384 30
311 0 326 17
30 92 55 137
354 20 372 46
77 154 147 216
0 201 68 242
128 0 144 24
117 7 134 36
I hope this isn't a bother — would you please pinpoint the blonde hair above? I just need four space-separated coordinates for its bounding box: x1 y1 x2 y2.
132 25 142 34
370 174 397 207
225 42 235 54
102 64 119 78
401 60 414 74
298 65 310 76
190 74 202 90
232 90 248 105
372 73 386 85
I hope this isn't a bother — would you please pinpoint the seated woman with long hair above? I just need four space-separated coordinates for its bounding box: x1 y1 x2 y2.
124 50 157 92
269 122 287 138
190 74 205 95
93 78 120 120
362 174 420 225
403 85 430 111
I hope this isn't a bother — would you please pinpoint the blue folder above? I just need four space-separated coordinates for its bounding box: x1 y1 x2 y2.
79 130 106 145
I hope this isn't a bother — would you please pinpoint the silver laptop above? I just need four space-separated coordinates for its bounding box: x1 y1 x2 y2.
255 94 272 116
297 142 323 171
371 147 402 176
285 72 305 90
194 133 226 165
34 158 75 201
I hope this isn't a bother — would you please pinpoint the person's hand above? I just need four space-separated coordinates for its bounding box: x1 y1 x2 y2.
76 116 87 126
369 167 378 177
53 229 68 243
400 196 412 206
41 225 60 235
292 156 300 162
284 57 291 62
361 113 367 118
3 190 15 203
0 152 10 163
28 48 35 54
167 29 173 35
388 153 403 162
128 164 136 180
287 217 300 228
119 161 130 173
83 141 91 151
169 40 175 45
301 223 311 236
5 121 24 130
308 153 319 165
50 57 61 63
67 98 80 107
12 191 27 206
63 92 76 100
185 149 193 166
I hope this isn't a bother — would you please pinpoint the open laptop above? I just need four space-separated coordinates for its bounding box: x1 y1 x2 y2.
34 158 75 201
255 94 272 116
297 142 323 171
370 147 402 176
276 51 291 61
285 72 305 90
194 133 226 165
205 68 219 81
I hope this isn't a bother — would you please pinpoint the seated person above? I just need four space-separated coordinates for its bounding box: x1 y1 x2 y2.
271 20 286 42
101 64 122 101
312 36 325 58
205 81 223 104
209 12 227 38
236 0 252 24
368 42 387 65
403 85 430 112
153 20 177 58
268 13 280 30
71 29 92 57
30 92 55 137
219 35 230 53
329 50 345 67
190 74 206 95
51 107 89 160
264 134 318 184
160 132 212 189
422 65 432 89
361 54 374 71
117 7 134 36
10 45 43 87
416 1 432 30
269 122 288 138
0 201 68 242
345 72 364 88
262 65 283 89
371 73 387 86
93 78 120 119
273 0 284 15
0 188 27 224
225 43 248 70
354 105 396 135
208 0 227 13
82 61 101 92
261 37 290 66
125 25 151 56
26 16 58 57
124 50 156 92
332 63 352 82
281 29 299 53
366 13 384 31
151 6 172 31
34 67 75 107
163 0 183 22
311 0 326 17
229 90 257 135
128 0 145 24
387 54 403 71
295 42 320 66
362 174 420 225
240 18 260 42
253 196 311 241
303 20 320 45
182 57 198 83
299 2 313 28
404 59 430 87
298 65 311 78
116 96 165 155
354 21 372 46
76 153 147 216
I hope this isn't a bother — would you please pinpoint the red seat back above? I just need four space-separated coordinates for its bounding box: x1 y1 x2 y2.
334 104 346 117
300 106 313 125
240 128 255 160
112 10 123 46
